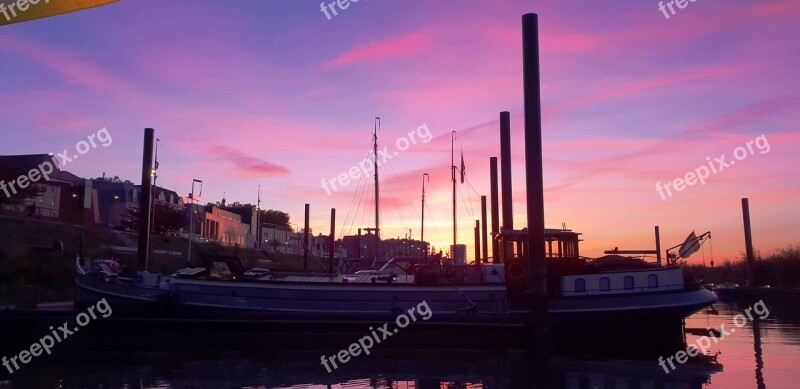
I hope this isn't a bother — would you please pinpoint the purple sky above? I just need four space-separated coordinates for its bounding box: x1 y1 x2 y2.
1 0 798 261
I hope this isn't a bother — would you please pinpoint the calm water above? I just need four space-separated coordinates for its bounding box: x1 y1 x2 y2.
1 299 798 388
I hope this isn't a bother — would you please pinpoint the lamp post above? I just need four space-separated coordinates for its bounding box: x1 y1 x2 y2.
186 178 203 266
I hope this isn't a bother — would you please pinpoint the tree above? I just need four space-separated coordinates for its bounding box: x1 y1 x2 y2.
121 203 185 234
93 175 134 184
261 209 292 231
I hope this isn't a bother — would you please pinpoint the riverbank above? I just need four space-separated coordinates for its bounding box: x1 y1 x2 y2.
685 246 800 287
0 215 316 305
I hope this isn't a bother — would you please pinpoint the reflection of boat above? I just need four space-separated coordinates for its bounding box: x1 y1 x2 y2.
2 348 720 388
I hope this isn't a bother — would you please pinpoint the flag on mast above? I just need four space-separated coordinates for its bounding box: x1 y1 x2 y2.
460 152 465 184
679 231 702 259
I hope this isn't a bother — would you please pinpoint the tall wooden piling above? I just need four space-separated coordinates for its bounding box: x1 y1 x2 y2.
303 203 310 272
137 128 154 272
742 198 755 286
490 157 500 263
329 208 336 274
522 12 547 307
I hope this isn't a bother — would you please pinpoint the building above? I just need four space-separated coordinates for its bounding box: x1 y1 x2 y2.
341 233 428 261
186 204 250 247
341 232 380 260
95 182 182 230
450 244 467 264
382 237 428 258
219 205 259 248
0 154 98 224
260 224 301 254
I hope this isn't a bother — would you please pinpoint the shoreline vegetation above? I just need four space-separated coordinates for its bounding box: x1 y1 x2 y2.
0 215 321 306
685 246 800 288
1 215 798 306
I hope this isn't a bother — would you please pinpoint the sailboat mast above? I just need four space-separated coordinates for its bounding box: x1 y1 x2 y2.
451 131 457 256
374 117 381 261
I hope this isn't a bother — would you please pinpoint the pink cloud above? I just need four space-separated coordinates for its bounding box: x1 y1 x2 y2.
214 145 290 178
547 64 749 113
322 31 434 69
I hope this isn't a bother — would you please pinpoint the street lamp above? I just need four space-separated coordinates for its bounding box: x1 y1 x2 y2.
186 178 203 266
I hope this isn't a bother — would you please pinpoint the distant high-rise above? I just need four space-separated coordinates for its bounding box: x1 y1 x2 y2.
450 244 467 264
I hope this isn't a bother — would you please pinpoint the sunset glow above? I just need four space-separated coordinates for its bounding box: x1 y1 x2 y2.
1 0 798 262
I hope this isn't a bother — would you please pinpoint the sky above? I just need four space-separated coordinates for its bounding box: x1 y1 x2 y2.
0 0 798 263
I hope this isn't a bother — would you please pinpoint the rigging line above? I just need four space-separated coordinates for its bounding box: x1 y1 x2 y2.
384 173 408 234
340 168 368 239
339 149 371 239
425 200 444 251
342 170 364 238
464 179 492 215
380 160 410 232
385 156 416 208
401 197 422 241
344 146 372 237
340 174 361 237
339 140 374 233
384 157 414 227
464 176 492 220
457 185 475 219
357 171 370 229
405 196 421 230
463 175 483 199
364 179 372 230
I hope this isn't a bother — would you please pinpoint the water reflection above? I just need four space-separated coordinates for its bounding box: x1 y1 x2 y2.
2 298 799 388
2 349 717 388
752 315 766 389
684 298 800 388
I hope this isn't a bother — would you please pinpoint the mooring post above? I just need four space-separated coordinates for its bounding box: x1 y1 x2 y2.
303 203 310 272
137 128 154 272
490 157 500 263
474 220 481 264
742 198 755 287
500 112 514 260
329 208 336 274
481 195 489 263
655 226 662 266
522 12 548 318
357 228 362 261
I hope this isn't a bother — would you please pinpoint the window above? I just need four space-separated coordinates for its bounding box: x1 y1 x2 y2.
648 274 659 288
624 276 635 290
599 277 610 291
575 278 586 293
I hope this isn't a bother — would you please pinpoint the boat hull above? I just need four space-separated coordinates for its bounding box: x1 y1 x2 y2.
75 273 717 326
